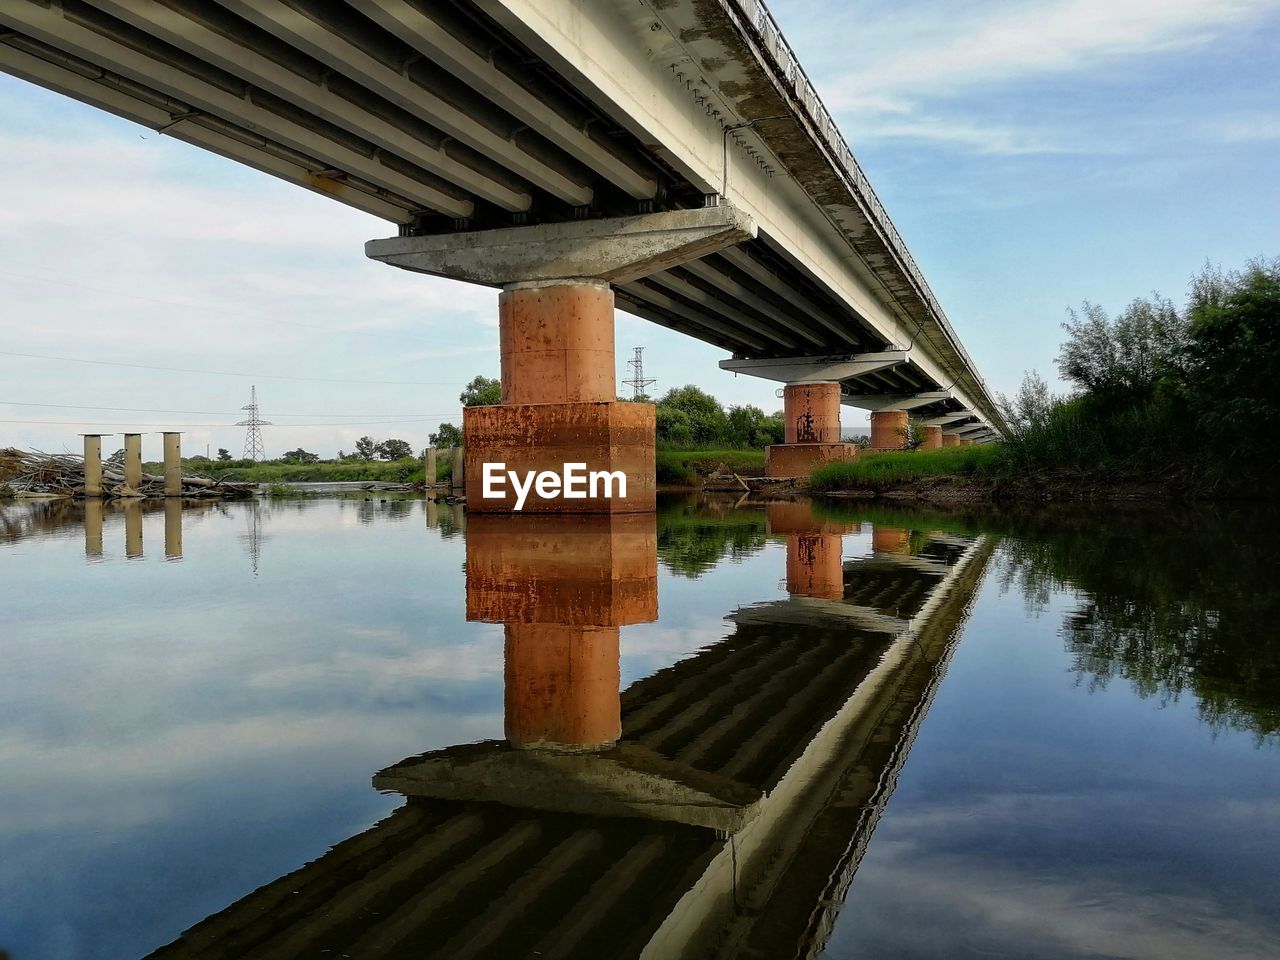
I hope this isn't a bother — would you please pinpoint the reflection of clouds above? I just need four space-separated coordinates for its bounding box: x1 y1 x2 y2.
835 854 1280 960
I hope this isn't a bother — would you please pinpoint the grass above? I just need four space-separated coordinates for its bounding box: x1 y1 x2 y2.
809 445 1003 492
145 457 435 485
656 448 766 485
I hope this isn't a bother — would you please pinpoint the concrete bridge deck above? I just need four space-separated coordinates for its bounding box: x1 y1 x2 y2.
0 0 1003 465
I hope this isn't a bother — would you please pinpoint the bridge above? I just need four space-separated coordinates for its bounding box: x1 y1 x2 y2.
0 0 1004 506
141 502 995 958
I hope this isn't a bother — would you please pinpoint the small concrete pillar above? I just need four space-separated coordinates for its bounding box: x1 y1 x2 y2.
122 433 143 494
921 425 944 450
425 447 437 487
123 500 143 558
942 433 961 447
450 446 464 491
870 410 909 451
162 432 182 497
84 498 103 559
82 435 104 498
164 499 183 560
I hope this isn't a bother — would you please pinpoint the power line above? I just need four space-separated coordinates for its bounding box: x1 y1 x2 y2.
0 268 465 346
0 417 448 428
0 350 466 386
0 400 453 417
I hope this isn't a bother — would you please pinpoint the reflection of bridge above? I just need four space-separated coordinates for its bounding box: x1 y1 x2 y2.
1 0 1001 506
145 501 993 959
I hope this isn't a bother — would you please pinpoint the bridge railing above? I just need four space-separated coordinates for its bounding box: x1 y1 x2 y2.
726 0 991 402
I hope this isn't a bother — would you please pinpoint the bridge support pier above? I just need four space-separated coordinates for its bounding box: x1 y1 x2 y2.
870 410 910 451
765 382 857 478
921 425 944 450
463 281 655 513
370 206 757 513
162 432 182 497
466 514 657 751
81 434 104 498
942 433 962 447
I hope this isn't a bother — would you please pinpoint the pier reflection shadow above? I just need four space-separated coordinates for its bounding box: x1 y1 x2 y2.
144 503 995 960
0 497 218 562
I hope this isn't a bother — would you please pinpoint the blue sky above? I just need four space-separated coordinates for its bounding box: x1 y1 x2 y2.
1 0 1277 456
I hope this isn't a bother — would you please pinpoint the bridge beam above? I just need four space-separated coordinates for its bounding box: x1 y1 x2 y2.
368 207 757 513
718 351 907 385
841 391 952 412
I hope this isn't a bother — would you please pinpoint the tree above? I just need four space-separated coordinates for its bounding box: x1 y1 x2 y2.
429 422 463 447
998 370 1057 437
282 448 320 463
1058 295 1187 400
460 375 501 407
377 438 414 460
216 448 232 462
354 436 379 461
658 385 730 446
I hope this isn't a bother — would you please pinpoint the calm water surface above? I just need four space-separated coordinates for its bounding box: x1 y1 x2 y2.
1 494 1277 959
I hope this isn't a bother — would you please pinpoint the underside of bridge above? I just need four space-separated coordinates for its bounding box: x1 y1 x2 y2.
0 0 1004 503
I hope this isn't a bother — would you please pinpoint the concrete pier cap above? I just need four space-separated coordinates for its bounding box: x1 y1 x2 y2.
368 206 757 514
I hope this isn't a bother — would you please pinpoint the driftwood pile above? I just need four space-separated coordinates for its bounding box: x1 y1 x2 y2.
0 448 255 499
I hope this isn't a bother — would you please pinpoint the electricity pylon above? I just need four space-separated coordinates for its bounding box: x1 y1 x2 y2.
236 385 271 461
622 346 656 400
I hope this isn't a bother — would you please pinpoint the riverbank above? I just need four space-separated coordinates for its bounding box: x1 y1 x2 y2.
806 447 1225 504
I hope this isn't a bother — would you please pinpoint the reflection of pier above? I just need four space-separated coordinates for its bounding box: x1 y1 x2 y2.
145 504 994 960
1 498 218 561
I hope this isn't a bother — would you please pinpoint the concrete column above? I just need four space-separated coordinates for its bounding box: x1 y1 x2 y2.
84 498 103 559
872 526 912 556
162 432 182 497
921 425 944 450
124 500 143 558
424 447 437 487
942 433 961 447
464 281 655 513
504 624 621 751
467 513 657 751
783 382 842 443
870 410 909 451
960 437 975 446
164 499 183 560
122 433 143 494
764 382 857 478
450 446 464 490
82 435 104 498
499 282 614 404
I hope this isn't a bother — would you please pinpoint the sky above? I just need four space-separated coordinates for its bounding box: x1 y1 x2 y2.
1 0 1278 458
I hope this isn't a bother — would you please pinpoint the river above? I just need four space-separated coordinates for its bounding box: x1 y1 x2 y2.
1 494 1277 959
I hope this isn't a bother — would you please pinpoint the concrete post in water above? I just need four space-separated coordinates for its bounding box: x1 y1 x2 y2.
81 434 105 498
425 447 437 487
450 446 464 491
870 410 910 451
164 499 183 560
84 498 103 559
124 500 143 558
122 433 143 495
162 432 182 497
922 425 944 450
764 381 857 478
